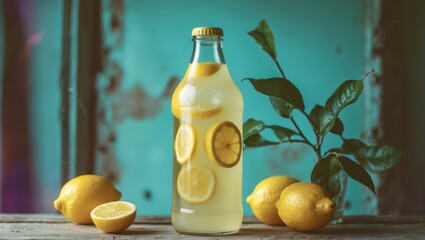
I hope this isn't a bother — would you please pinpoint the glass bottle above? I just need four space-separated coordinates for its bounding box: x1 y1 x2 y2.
171 27 244 235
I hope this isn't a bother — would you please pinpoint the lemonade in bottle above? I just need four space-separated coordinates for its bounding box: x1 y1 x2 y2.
171 27 244 235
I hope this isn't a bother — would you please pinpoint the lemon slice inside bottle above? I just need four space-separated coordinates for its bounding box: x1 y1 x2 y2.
190 62 221 77
179 106 222 119
174 124 196 164
177 165 215 203
205 121 242 168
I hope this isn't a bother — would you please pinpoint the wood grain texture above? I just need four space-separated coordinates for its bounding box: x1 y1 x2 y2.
1 214 424 239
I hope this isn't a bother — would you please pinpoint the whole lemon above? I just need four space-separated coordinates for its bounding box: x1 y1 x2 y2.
275 182 335 232
246 176 299 225
54 174 121 224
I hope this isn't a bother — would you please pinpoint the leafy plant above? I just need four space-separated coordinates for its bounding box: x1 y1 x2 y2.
243 20 402 198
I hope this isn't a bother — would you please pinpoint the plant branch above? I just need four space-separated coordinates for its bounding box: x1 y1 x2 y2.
274 59 287 79
300 110 317 132
361 69 375 81
279 139 310 145
289 115 314 148
274 58 324 160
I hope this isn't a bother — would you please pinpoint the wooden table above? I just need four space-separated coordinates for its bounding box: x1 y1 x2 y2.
1 214 425 239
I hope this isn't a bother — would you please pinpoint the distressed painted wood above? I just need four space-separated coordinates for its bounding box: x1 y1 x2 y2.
374 0 409 216
1 214 424 239
362 0 383 216
75 0 101 175
60 0 72 186
95 0 124 183
363 0 424 215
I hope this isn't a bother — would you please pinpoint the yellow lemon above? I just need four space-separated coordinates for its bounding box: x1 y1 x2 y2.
189 62 221 78
91 201 136 233
174 123 196 164
177 164 215 203
275 182 336 232
53 174 121 224
246 176 299 225
205 121 242 168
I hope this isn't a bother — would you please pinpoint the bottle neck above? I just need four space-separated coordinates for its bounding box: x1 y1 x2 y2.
190 36 225 64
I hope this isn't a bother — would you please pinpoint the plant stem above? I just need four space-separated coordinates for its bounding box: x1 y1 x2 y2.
280 139 310 145
274 59 287 79
274 58 323 160
289 116 314 149
300 110 317 131
361 69 375 81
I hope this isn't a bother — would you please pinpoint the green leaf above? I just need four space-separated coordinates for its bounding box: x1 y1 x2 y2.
342 138 367 154
245 78 305 111
330 117 344 136
269 96 292 118
310 104 343 135
244 133 279 148
267 125 297 141
309 105 323 130
338 156 375 194
326 148 350 155
311 155 341 198
243 119 266 141
326 138 367 155
319 80 364 135
248 19 276 60
355 145 402 172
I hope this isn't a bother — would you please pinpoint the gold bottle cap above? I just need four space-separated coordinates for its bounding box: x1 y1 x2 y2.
192 27 223 36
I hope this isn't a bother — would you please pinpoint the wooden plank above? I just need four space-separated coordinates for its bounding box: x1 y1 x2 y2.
1 215 425 239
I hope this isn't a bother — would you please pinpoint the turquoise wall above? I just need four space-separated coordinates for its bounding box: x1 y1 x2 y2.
120 0 365 215
1 0 367 215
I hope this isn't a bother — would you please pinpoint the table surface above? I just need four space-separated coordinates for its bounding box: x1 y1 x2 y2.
1 214 425 239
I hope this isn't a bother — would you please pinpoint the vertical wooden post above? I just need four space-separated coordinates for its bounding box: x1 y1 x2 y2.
60 0 72 186
75 0 101 175
0 0 34 212
363 0 421 214
363 0 383 216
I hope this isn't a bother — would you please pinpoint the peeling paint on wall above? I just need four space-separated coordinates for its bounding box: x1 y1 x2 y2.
96 0 179 183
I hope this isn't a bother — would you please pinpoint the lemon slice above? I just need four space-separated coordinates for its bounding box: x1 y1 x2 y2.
174 124 196 164
177 165 215 203
190 62 221 77
90 201 136 233
206 121 242 168
180 106 222 119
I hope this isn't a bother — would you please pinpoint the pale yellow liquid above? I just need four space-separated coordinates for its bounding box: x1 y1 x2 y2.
171 63 244 235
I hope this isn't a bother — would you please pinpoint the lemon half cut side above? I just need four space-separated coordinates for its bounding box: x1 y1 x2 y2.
90 201 137 233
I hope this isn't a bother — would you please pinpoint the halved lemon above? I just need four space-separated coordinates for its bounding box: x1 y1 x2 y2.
205 121 242 168
174 124 196 164
177 165 215 204
90 201 136 233
190 62 221 77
